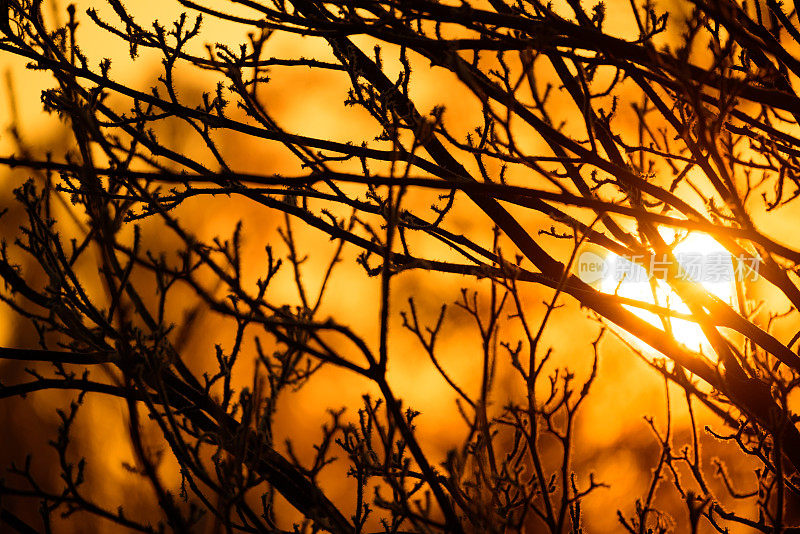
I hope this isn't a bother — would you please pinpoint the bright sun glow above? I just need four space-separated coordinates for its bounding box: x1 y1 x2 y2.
598 231 737 356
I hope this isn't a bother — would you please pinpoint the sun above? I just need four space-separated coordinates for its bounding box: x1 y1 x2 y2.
598 231 737 356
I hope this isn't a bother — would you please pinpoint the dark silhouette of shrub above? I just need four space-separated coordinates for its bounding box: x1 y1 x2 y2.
3 0 800 531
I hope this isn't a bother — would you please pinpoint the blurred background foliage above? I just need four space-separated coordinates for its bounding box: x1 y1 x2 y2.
2 0 799 532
